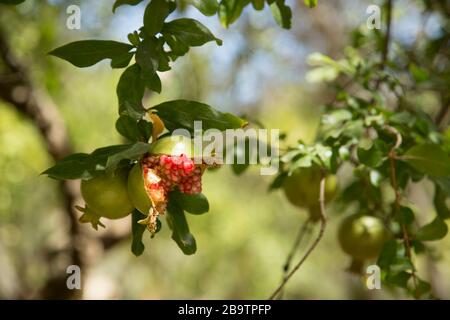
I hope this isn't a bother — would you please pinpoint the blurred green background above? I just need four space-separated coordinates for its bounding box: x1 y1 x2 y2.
0 0 449 299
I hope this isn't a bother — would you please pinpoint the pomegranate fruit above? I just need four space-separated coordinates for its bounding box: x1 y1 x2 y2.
282 165 338 209
338 214 387 261
80 170 134 220
127 135 206 233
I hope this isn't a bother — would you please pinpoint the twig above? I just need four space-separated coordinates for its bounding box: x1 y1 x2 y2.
385 125 420 297
277 219 312 299
381 0 393 69
375 0 394 90
268 174 328 300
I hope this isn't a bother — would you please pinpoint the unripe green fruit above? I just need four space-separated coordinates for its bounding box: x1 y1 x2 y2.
282 166 338 209
128 163 152 215
338 214 387 261
81 170 134 219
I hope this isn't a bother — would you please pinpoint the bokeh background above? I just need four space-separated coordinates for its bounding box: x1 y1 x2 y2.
0 0 449 299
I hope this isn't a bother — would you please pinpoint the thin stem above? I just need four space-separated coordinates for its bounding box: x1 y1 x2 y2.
375 0 394 90
268 174 327 300
385 126 419 297
277 219 312 299
381 0 393 69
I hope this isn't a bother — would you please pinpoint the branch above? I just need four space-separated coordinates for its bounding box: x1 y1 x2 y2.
375 0 394 90
385 125 420 298
0 26 83 298
276 218 312 299
381 0 393 69
268 174 328 300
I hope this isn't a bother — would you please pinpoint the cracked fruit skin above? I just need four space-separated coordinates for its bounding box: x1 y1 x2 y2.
128 163 152 215
128 136 199 215
81 170 134 219
149 135 194 158
282 166 338 209
338 214 387 261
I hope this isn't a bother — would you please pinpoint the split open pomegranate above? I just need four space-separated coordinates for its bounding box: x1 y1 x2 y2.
128 135 207 233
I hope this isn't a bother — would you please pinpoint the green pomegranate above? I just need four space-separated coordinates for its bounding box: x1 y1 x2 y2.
338 214 387 261
128 163 152 215
282 166 338 209
81 170 133 219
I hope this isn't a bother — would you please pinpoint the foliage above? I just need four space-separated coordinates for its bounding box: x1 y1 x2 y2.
5 0 449 299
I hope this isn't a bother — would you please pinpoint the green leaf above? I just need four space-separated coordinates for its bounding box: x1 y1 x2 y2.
43 143 149 180
402 144 450 177
395 206 415 225
143 72 162 93
110 51 134 68
218 0 249 28
170 190 209 215
49 40 134 68
0 0 26 4
162 18 222 46
164 34 190 57
116 116 153 142
113 0 144 12
251 0 264 10
357 143 385 168
127 32 140 46
433 177 450 196
189 0 219 16
385 271 411 289
135 37 159 78
415 217 448 241
166 201 197 255
42 153 92 180
268 172 287 191
117 64 146 119
414 279 432 298
304 0 317 8
131 210 147 256
289 154 313 173
434 185 450 220
105 142 151 174
151 99 247 133
116 116 141 141
270 0 292 29
377 239 397 269
143 0 171 36
322 109 352 125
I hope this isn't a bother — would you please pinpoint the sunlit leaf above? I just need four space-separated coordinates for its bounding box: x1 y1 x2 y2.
402 144 450 177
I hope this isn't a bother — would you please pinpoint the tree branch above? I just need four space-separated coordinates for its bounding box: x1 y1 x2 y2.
381 0 393 69
0 26 83 299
